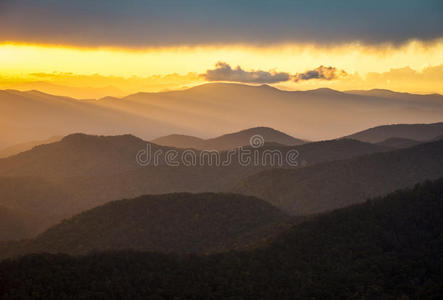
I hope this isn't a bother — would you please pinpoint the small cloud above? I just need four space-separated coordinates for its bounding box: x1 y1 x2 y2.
202 62 290 84
293 66 347 82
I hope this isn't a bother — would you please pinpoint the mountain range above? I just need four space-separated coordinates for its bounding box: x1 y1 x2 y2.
234 139 443 215
0 130 390 241
1 86 443 298
1 178 442 298
2 83 443 148
375 137 422 149
0 136 62 158
345 122 443 143
151 127 305 150
1 120 443 241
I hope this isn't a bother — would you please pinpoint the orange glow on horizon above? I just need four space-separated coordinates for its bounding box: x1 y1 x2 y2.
1 40 443 97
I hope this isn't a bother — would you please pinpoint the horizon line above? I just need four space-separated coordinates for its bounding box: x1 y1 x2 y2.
2 82 442 101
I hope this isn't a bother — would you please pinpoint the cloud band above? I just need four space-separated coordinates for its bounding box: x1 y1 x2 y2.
202 63 346 84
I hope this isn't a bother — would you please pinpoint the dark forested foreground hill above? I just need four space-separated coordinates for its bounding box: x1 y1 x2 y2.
0 193 292 258
235 139 443 215
1 179 442 299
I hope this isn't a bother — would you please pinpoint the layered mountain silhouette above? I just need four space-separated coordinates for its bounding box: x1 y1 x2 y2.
152 127 305 150
0 89 184 149
234 139 443 215
1 179 442 298
346 88 443 105
286 138 389 166
375 137 422 149
0 205 41 241
0 133 151 178
0 136 62 158
0 132 388 180
345 122 443 143
151 134 206 149
0 131 389 241
0 193 292 258
2 84 443 147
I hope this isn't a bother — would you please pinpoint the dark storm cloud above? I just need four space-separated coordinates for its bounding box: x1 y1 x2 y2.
293 66 347 82
0 0 442 47
203 62 290 83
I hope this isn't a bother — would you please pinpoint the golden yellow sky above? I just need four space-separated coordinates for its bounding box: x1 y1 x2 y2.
1 40 443 98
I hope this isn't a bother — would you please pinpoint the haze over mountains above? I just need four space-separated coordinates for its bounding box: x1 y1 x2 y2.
0 120 442 242
375 137 422 149
151 127 305 150
1 88 443 298
235 139 443 215
1 83 443 148
2 0 442 297
1 85 443 264
345 122 443 143
0 136 62 158
0 205 40 241
0 129 392 240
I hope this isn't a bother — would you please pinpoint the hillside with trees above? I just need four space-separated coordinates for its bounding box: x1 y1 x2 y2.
0 193 292 258
1 178 442 299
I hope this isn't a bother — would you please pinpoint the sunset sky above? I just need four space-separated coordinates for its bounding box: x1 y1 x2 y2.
1 0 443 98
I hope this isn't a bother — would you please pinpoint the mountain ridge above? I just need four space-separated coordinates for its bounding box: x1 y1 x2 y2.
1 178 442 298
4 84 443 101
375 137 422 149
151 126 305 150
0 131 391 241
2 84 443 146
234 139 443 215
0 193 292 257
344 122 443 143
0 136 62 158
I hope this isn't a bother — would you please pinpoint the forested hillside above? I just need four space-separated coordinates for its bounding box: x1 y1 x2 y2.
0 193 291 257
1 178 442 299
